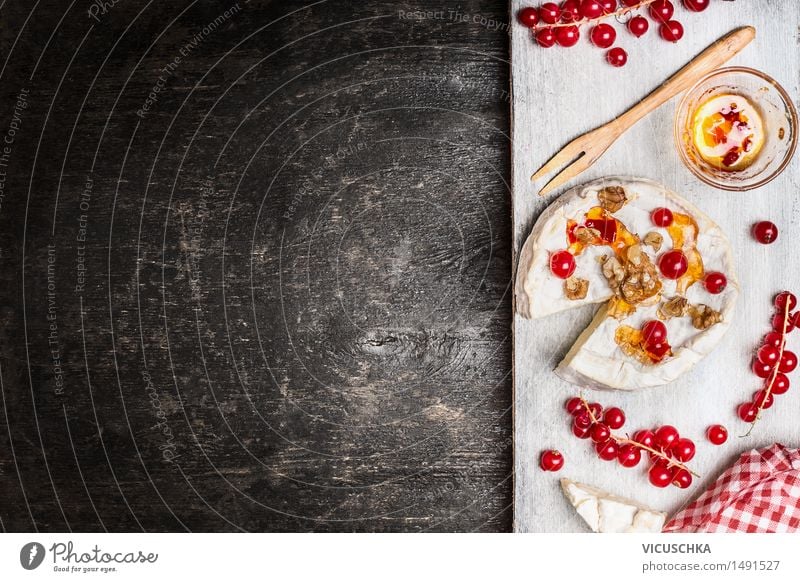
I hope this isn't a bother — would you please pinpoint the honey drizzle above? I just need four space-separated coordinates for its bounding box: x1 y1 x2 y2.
666 212 704 294
614 325 671 365
566 206 638 257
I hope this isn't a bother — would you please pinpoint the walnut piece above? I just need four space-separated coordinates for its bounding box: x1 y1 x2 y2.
601 249 662 318
658 296 688 320
626 244 643 266
602 255 625 284
689 304 723 330
564 277 589 300
598 186 628 213
643 231 663 252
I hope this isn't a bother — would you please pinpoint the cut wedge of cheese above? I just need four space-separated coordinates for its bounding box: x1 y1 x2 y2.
515 177 738 390
560 478 666 533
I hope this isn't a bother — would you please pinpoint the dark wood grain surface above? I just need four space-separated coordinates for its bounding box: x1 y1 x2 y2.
0 0 512 532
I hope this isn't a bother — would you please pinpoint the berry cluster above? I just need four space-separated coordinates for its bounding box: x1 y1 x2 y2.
517 0 716 67
565 397 697 488
738 291 798 433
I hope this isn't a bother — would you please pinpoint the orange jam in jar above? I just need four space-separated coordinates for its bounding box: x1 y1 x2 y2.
691 94 765 171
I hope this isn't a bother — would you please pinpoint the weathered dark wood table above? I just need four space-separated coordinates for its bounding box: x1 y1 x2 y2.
0 0 512 531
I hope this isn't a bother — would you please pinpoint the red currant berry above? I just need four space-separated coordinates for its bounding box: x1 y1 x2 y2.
659 250 689 279
596 439 619 461
648 465 672 488
540 450 565 471
555 25 581 47
621 0 640 5
757 345 781 367
649 0 675 23
588 402 603 418
753 221 779 244
706 424 728 445
671 438 696 462
565 397 584 415
590 23 616 48
659 20 684 42
539 2 560 24
763 332 783 349
550 250 576 278
651 207 674 227
738 402 758 422
654 425 679 449
599 0 617 14
591 423 611 443
560 0 581 22
606 47 627 67
683 0 710 11
779 350 798 373
603 407 625 430
573 423 592 439
641 320 667 346
792 312 800 329
647 341 672 360
574 412 592 429
633 429 655 448
650 450 670 467
580 0 605 19
704 272 727 294
771 373 791 395
753 389 774 410
627 15 649 37
518 7 539 27
775 291 798 312
672 467 693 489
617 444 642 468
773 313 795 334
535 27 557 47
752 358 774 379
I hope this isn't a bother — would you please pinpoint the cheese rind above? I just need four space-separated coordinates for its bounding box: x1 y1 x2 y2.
560 478 666 533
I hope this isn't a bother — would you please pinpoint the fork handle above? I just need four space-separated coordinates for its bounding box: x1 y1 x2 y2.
615 26 756 131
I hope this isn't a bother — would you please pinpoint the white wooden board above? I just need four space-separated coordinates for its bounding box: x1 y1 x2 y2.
511 1 800 532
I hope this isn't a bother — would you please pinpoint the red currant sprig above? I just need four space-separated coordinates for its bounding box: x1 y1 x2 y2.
517 0 718 67
740 291 798 435
566 396 698 488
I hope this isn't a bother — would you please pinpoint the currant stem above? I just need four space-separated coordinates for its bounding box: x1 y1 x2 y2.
536 0 660 30
579 397 699 477
743 301 791 437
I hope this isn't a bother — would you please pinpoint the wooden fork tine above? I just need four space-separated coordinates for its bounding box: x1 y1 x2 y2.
537 148 599 198
530 134 588 182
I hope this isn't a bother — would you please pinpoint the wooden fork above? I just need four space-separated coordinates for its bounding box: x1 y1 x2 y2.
531 26 756 197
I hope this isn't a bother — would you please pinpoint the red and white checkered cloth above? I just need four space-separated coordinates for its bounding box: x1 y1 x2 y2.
664 443 800 533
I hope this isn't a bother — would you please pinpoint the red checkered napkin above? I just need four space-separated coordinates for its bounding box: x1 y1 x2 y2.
664 443 800 533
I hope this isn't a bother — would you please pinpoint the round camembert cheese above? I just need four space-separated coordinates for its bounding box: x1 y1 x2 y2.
515 177 738 390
